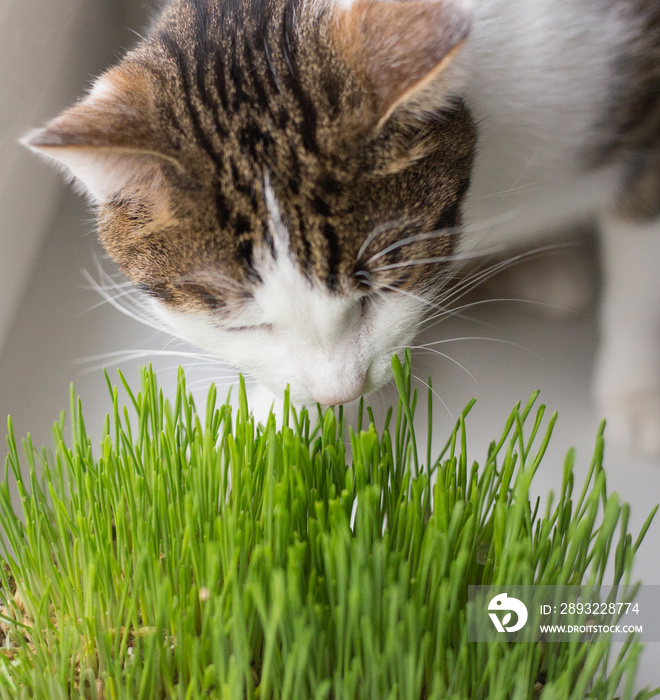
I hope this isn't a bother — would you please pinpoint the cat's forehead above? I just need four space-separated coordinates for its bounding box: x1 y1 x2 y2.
249 175 360 334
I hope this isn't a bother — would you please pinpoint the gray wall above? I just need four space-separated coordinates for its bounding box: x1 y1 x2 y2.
0 0 153 357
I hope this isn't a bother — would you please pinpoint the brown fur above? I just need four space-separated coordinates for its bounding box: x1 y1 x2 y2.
28 0 475 315
335 0 470 123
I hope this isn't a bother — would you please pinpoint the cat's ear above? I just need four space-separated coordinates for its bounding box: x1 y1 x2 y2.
334 0 471 124
22 65 177 203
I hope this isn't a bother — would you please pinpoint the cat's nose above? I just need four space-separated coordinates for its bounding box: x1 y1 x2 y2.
310 378 366 406
303 347 367 406
307 367 366 406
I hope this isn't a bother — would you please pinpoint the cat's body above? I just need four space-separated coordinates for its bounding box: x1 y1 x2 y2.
462 0 655 237
25 0 660 452
461 0 660 453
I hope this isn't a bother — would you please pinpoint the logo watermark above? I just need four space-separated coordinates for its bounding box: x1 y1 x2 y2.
469 585 660 643
488 593 528 633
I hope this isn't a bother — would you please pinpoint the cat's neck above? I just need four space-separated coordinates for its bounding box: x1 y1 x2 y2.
463 0 625 165
459 0 629 241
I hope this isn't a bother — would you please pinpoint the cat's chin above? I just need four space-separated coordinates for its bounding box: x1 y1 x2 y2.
247 376 402 434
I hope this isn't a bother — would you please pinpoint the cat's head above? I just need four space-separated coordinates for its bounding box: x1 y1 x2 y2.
24 0 475 405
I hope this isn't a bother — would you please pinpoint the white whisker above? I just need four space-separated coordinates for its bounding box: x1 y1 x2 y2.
74 348 219 365
82 267 167 334
82 285 146 312
363 211 520 267
410 374 452 420
423 296 581 330
370 246 504 273
378 283 441 310
428 241 582 314
364 228 462 266
406 345 479 386
187 376 248 392
356 217 418 262
412 334 540 359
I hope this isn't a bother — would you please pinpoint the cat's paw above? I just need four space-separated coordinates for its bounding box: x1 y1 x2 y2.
599 390 660 458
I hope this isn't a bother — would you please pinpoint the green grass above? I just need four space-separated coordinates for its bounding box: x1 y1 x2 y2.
0 353 657 699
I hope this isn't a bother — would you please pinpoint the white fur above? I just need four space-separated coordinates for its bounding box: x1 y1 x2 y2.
459 0 633 244
25 147 160 203
88 75 118 102
152 180 423 406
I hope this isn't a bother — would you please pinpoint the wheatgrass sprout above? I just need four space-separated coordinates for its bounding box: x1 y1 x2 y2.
0 353 657 699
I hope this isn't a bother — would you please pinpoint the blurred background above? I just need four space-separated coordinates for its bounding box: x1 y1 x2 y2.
0 0 658 693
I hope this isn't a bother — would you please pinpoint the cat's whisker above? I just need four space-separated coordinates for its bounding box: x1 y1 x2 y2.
85 255 270 338
410 373 453 420
477 152 541 202
355 217 420 262
353 272 389 302
423 296 581 329
480 181 541 200
127 28 148 43
424 261 514 313
411 333 540 358
406 345 479 386
363 228 461 266
83 286 145 313
147 362 237 379
186 376 247 392
75 352 227 376
83 267 168 334
263 38 283 94
74 348 219 365
364 211 520 267
378 284 441 310
427 241 583 314
369 246 504 273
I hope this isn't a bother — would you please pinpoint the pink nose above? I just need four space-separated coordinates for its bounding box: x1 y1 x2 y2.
311 378 366 406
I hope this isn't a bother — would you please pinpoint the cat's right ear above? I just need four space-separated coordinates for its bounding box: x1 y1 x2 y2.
22 65 178 204
333 0 472 125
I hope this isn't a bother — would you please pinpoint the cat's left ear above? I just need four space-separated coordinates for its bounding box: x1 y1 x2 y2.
333 0 471 124
22 64 178 203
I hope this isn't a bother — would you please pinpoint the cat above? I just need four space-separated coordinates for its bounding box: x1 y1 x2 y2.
23 0 660 454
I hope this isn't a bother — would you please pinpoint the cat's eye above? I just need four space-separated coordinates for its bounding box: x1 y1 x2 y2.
360 295 374 316
223 323 273 333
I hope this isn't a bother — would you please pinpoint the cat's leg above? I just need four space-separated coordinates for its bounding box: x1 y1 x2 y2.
595 213 660 456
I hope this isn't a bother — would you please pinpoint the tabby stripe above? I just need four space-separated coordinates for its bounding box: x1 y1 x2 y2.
290 74 319 155
281 6 319 155
142 63 190 145
322 222 341 291
294 205 312 272
212 55 230 114
191 49 228 140
161 35 225 171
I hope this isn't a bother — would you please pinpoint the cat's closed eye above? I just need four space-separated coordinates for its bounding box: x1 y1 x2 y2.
223 324 273 333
